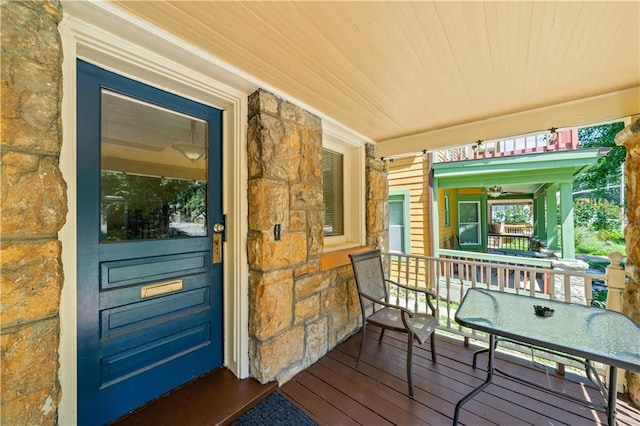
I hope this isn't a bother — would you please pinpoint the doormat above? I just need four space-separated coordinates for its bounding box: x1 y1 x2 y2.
232 392 318 426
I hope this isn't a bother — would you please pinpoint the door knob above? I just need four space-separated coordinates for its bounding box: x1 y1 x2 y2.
213 223 225 233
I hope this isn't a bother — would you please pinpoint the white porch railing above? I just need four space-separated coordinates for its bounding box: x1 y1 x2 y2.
381 250 608 374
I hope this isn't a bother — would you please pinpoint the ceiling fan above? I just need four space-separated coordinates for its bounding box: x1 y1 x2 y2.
486 186 525 198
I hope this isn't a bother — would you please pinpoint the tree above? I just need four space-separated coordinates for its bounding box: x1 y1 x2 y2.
573 122 626 203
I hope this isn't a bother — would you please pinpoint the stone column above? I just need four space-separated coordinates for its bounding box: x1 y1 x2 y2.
605 252 627 393
246 90 359 384
1 1 66 424
366 144 388 251
615 116 640 407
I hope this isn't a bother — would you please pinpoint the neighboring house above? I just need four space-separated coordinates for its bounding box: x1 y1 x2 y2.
2 2 640 425
388 130 607 260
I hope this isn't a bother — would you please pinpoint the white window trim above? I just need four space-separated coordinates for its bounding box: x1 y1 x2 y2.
323 124 366 251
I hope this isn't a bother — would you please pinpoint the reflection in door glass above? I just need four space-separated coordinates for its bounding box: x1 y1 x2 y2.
100 90 208 242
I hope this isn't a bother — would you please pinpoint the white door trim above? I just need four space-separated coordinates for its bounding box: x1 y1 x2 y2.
59 3 250 423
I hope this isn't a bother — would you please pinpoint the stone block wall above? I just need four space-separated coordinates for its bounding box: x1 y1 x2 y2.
247 90 385 383
1 1 66 424
366 143 389 250
616 116 640 406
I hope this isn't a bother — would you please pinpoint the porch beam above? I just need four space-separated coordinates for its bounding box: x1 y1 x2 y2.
558 182 575 259
437 170 573 188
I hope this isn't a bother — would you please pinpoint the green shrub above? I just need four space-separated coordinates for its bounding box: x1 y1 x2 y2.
575 226 626 256
574 199 621 231
596 228 624 242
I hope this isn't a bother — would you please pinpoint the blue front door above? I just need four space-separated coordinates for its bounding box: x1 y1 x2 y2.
76 60 224 425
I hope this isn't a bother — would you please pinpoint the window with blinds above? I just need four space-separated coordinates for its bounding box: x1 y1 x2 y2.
323 148 344 236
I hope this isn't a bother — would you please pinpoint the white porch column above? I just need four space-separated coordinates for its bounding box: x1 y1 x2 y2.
431 167 440 257
558 182 575 259
546 185 559 250
533 194 546 240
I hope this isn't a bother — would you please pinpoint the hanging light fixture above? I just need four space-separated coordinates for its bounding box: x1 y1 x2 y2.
172 119 206 162
547 127 558 144
487 186 503 198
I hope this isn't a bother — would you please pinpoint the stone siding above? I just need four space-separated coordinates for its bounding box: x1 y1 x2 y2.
1 1 65 424
616 116 640 406
366 143 389 250
246 89 372 383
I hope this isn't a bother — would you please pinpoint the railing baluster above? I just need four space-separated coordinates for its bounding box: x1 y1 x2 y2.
445 258 452 329
380 251 607 376
585 277 593 307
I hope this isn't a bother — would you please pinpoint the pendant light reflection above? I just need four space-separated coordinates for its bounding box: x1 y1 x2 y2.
173 119 206 162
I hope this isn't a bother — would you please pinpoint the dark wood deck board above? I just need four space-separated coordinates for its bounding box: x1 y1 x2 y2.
295 366 397 425
280 379 358 426
283 327 640 426
307 361 429 425
107 327 640 426
338 333 545 425
361 329 607 424
110 368 277 426
321 348 489 426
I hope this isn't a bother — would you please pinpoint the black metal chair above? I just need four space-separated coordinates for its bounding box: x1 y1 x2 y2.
349 249 438 397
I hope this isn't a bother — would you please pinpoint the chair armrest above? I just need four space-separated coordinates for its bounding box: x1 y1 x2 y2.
358 292 414 317
385 279 438 315
387 279 437 298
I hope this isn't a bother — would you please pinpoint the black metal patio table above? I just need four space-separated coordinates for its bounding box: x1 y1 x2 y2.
453 288 640 425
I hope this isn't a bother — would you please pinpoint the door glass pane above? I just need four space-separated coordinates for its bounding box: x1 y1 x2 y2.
459 201 480 245
459 202 479 223
100 90 208 242
389 200 404 225
389 199 404 253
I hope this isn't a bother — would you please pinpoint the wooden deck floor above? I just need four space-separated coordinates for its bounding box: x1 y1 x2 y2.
282 327 640 426
111 368 277 425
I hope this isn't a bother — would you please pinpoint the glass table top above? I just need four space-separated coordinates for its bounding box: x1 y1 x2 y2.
455 288 640 371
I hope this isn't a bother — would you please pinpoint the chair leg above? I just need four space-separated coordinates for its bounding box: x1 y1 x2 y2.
378 328 385 343
407 333 415 398
430 333 437 363
357 322 367 363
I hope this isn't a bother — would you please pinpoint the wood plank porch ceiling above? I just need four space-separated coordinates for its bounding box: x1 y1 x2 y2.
108 1 639 156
